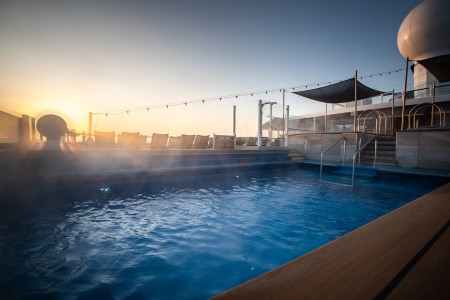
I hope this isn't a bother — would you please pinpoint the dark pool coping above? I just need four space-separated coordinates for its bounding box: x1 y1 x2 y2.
213 182 450 299
299 159 450 178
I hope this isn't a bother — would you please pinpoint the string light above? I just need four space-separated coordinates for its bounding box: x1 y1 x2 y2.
92 67 404 116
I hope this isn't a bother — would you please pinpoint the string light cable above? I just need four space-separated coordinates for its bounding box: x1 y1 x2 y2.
92 68 404 117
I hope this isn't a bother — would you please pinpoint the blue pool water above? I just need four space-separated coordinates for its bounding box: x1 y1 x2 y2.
0 168 445 299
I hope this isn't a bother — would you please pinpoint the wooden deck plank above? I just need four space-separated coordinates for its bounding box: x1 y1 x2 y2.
386 223 450 299
214 183 450 300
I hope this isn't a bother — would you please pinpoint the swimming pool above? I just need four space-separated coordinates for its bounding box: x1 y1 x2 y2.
0 167 446 299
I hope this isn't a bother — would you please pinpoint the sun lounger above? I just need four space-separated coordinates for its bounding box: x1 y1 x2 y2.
118 132 140 149
150 133 168 149
236 137 246 146
193 135 210 149
94 131 116 149
213 135 235 149
167 136 181 149
180 134 195 149
245 137 258 146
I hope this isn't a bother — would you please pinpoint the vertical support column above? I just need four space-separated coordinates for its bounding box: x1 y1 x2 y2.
269 103 273 142
391 89 395 135
233 105 237 147
401 57 409 130
233 105 236 136
324 102 327 133
285 105 289 147
431 82 435 127
282 89 285 137
258 100 262 147
354 70 358 132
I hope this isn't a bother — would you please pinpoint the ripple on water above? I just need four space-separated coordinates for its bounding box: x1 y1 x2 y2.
0 169 437 299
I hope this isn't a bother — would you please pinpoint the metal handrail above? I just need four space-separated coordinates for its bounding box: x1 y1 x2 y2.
320 137 347 181
358 109 387 135
408 103 446 129
352 136 376 187
413 104 445 128
362 116 377 134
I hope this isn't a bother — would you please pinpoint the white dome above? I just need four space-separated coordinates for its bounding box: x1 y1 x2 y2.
397 0 450 61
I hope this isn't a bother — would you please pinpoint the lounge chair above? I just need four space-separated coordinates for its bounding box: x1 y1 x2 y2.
179 134 195 149
167 136 181 148
213 135 235 149
245 137 258 146
193 135 210 149
118 132 140 149
236 137 246 146
150 133 168 149
207 137 214 148
135 135 148 149
94 131 116 149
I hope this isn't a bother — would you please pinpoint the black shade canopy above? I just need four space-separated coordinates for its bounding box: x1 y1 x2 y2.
293 78 383 103
418 54 450 83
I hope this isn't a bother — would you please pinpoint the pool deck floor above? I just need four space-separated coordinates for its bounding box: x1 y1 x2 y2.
214 182 450 299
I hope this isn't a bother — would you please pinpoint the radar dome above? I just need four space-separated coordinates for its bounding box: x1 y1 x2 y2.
36 114 68 141
397 0 450 61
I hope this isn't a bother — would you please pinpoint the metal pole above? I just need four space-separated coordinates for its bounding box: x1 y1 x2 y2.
258 100 262 147
354 70 357 132
269 103 273 142
282 89 285 137
233 105 237 147
325 102 327 133
391 89 395 135
233 105 236 136
431 82 436 127
285 105 289 147
401 57 409 130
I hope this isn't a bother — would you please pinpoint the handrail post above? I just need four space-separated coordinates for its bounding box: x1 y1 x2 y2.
342 138 347 166
373 138 378 167
352 156 356 187
319 136 346 182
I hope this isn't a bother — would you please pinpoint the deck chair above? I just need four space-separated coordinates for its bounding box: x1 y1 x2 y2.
167 136 181 148
180 134 195 149
235 137 246 146
245 137 258 146
150 133 168 149
193 135 210 149
135 135 148 149
94 131 116 149
118 132 140 149
207 137 214 148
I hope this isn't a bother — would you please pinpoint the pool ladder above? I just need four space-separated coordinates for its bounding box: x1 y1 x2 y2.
320 135 378 187
319 137 347 182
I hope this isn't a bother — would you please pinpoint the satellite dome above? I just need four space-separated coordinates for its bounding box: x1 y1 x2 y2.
397 0 450 61
36 114 68 141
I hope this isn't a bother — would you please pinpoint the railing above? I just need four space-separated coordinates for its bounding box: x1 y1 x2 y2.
407 103 446 129
319 137 347 182
352 135 376 187
357 109 388 135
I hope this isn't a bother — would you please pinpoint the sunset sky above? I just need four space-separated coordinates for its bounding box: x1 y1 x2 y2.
0 0 420 136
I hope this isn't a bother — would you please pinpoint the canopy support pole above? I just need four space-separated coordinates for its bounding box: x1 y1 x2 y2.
431 82 436 127
285 105 289 147
233 105 236 147
258 100 262 147
325 102 327 133
401 57 409 130
391 89 395 136
282 89 285 137
354 70 357 132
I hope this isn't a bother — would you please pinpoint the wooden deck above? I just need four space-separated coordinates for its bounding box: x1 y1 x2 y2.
214 183 450 299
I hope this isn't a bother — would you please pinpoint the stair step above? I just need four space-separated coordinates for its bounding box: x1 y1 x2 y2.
331 166 377 178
